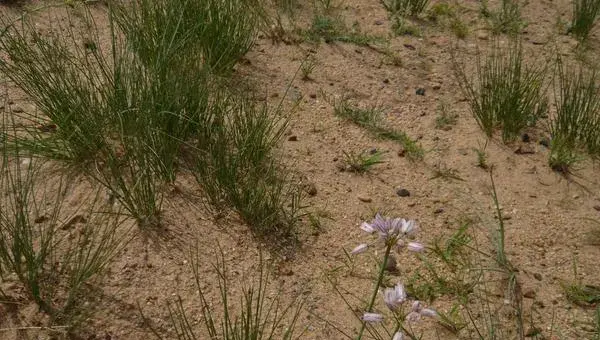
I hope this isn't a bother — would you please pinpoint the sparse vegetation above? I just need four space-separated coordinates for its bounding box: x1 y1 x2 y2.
570 0 600 41
454 39 548 142
342 149 385 173
381 0 430 16
305 15 386 45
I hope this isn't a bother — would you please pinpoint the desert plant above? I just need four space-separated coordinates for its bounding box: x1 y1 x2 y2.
333 99 424 160
454 40 548 142
0 140 127 325
551 61 600 163
570 0 600 41
381 0 430 16
151 248 304 340
305 15 386 45
342 150 385 173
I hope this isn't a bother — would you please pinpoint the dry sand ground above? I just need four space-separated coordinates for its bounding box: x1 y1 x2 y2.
1 0 600 339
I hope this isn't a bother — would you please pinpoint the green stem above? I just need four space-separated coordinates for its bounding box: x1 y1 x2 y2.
356 243 393 340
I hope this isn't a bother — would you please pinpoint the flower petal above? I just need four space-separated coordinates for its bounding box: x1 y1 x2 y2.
420 308 438 318
360 222 375 233
351 243 368 255
407 242 424 252
361 312 384 323
406 311 421 322
392 331 404 340
401 219 417 235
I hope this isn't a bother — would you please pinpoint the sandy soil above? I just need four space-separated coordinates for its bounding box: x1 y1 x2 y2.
1 0 600 339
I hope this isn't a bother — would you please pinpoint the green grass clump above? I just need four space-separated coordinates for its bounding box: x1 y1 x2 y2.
305 15 386 45
0 144 126 326
152 249 303 340
481 0 524 35
333 99 424 160
454 40 548 142
570 0 600 41
551 62 600 168
342 150 385 173
381 0 430 16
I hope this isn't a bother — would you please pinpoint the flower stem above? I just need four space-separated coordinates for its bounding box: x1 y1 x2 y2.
356 243 393 340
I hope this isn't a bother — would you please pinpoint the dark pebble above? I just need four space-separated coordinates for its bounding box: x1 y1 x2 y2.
369 148 378 155
305 183 318 196
434 208 444 214
403 44 416 50
396 188 410 197
432 84 441 90
522 133 530 143
539 139 550 147
593 205 600 211
309 93 317 99
34 215 49 223
533 273 542 281
288 135 298 141
383 78 390 84
375 20 384 25
415 88 425 96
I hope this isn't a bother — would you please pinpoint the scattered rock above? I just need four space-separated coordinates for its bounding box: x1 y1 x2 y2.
433 208 444 214
533 273 542 281
415 88 426 96
397 147 406 157
305 183 318 196
407 202 416 207
369 148 378 155
523 289 536 299
539 139 550 147
309 93 317 99
432 84 441 90
396 188 410 197
477 32 489 40
525 327 541 337
288 135 298 141
34 215 49 223
383 78 390 84
38 123 57 133
522 133 530 143
11 105 24 113
593 205 600 212
358 196 372 203
385 254 397 272
375 20 384 25
403 44 416 50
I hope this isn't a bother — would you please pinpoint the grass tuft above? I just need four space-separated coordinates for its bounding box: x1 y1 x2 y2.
570 0 600 41
454 40 548 142
381 0 429 16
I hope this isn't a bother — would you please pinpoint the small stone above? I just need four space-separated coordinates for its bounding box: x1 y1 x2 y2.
305 183 318 196
358 196 372 203
397 147 406 157
533 273 542 281
522 133 530 143
433 208 444 214
309 93 317 99
369 148 378 155
385 254 398 272
523 289 536 299
539 139 550 147
432 84 441 90
288 135 298 141
11 105 24 113
383 78 390 84
34 215 49 223
477 32 489 40
415 88 426 96
525 327 541 337
375 20 384 25
396 188 410 197
593 205 600 212
403 44 416 50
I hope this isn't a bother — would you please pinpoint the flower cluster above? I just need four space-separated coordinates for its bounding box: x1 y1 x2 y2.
351 213 424 255
362 283 437 339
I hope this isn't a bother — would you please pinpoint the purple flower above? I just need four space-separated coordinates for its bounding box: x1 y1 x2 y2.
383 283 407 311
407 242 424 252
406 301 437 322
361 312 384 323
351 243 368 255
392 331 404 340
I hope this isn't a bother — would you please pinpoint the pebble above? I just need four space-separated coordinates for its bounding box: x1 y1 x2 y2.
523 289 536 299
309 93 317 99
415 88 426 96
305 183 318 196
288 135 298 141
533 273 542 281
397 147 406 157
433 208 444 214
539 139 550 147
358 196 372 203
593 205 600 212
432 84 441 90
34 215 49 223
396 188 410 197
11 105 24 113
525 327 541 337
522 133 530 143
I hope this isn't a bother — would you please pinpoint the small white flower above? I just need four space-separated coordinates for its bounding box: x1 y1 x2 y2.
392 331 404 340
351 243 368 255
407 242 424 252
360 222 375 233
383 283 407 311
401 219 417 235
361 312 384 323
